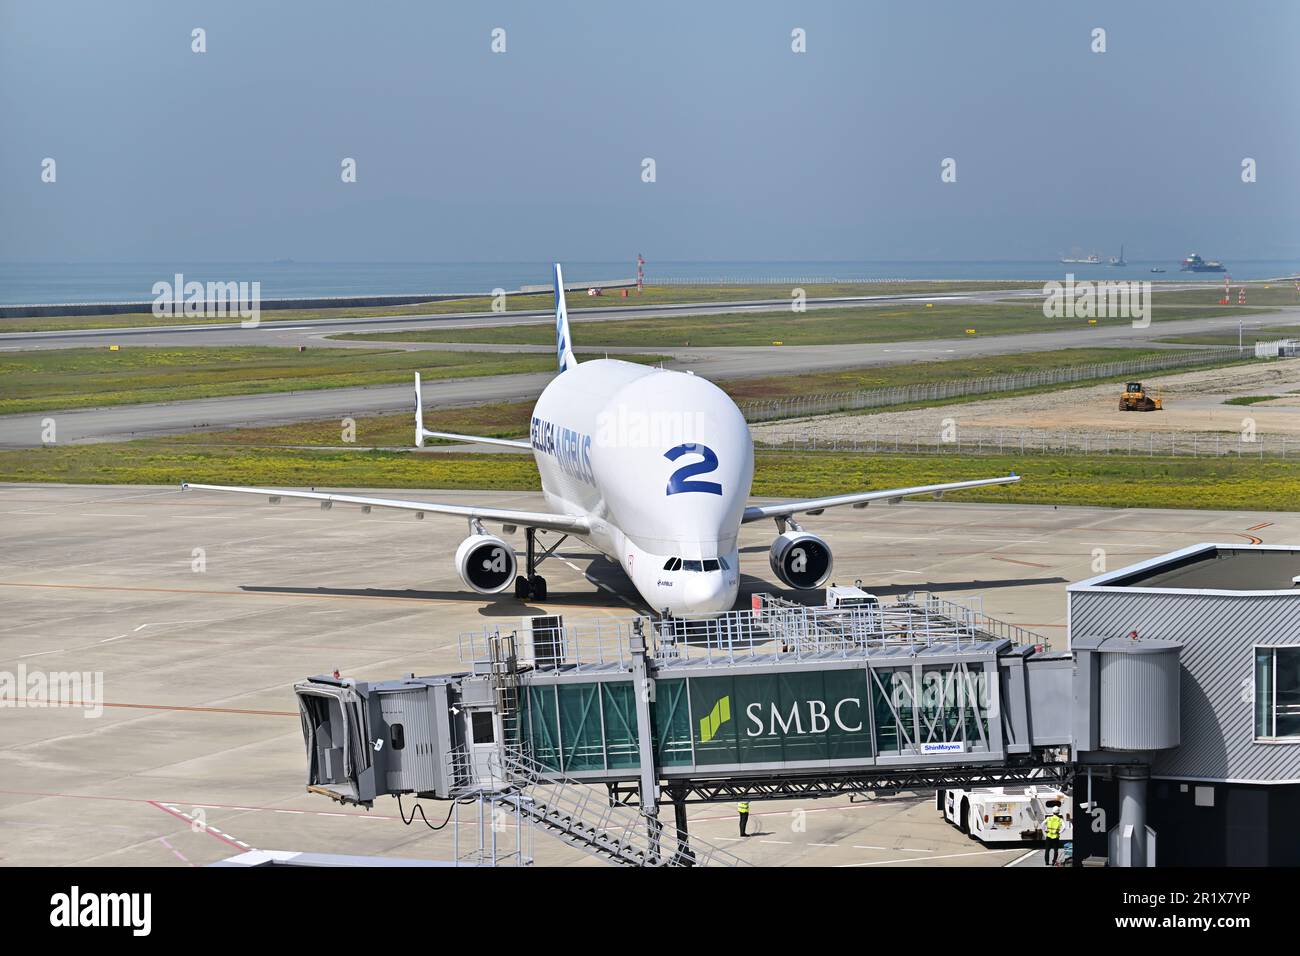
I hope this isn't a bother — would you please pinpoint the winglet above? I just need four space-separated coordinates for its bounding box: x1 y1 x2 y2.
554 262 577 373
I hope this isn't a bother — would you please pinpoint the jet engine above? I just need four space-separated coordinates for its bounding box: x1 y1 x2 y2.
455 533 517 594
769 531 833 589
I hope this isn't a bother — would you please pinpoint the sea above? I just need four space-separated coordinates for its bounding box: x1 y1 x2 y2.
1 259 1297 306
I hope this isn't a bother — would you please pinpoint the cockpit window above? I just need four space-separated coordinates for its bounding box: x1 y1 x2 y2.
664 557 729 572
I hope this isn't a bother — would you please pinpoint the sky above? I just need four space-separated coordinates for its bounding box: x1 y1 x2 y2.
2 0 1297 263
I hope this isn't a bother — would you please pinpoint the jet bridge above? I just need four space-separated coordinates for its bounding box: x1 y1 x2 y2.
295 592 1138 865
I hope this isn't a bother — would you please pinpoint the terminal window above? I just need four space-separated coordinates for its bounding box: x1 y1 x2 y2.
1254 647 1300 739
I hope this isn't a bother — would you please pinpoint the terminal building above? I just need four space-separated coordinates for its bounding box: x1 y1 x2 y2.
1069 544 1300 866
294 543 1300 868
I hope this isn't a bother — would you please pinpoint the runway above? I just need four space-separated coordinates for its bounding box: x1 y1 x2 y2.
0 287 1059 350
0 282 1239 352
2 483 1295 866
1 309 1295 448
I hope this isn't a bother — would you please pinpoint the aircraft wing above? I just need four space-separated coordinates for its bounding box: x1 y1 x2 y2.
181 483 591 534
741 475 1020 523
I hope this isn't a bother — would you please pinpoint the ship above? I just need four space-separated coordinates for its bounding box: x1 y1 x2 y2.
1180 252 1225 273
1108 244 1126 267
1060 252 1102 264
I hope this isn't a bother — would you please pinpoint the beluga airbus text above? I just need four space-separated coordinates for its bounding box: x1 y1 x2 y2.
183 265 1020 616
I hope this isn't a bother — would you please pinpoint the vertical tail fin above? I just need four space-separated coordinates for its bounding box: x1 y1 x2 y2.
414 372 428 447
554 262 577 373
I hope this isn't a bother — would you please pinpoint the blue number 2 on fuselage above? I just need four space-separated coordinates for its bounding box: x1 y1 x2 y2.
664 443 723 496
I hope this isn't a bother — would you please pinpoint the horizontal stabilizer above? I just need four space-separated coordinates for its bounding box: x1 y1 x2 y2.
414 372 531 449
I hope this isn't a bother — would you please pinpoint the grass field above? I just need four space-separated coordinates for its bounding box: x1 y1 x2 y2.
1156 322 1300 346
0 281 1049 334
6 279 1288 336
138 347 1193 449
716 347 1197 402
3 443 1297 511
2 343 1192 420
1223 395 1279 406
0 347 661 415
157 402 531 447
1136 284 1300 310
331 298 1269 349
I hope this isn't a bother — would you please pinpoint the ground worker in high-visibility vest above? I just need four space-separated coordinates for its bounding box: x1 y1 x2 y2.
1043 807 1065 865
738 800 751 837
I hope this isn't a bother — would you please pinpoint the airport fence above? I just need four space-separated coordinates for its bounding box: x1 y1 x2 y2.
755 429 1299 460
737 347 1250 424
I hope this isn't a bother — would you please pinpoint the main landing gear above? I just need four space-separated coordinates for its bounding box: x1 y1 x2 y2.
514 527 567 601
514 575 545 600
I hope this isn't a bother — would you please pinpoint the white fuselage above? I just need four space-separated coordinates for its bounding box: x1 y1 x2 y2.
529 359 754 615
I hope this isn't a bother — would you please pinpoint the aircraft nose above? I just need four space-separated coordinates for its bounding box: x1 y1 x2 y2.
680 571 738 616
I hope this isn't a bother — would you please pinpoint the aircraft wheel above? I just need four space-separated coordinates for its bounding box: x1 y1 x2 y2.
530 575 547 600
514 576 530 600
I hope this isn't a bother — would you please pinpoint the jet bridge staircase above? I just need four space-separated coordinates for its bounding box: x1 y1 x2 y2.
449 746 745 867
448 633 743 866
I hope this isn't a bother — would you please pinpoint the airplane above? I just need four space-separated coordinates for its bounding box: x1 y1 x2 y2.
183 264 1019 616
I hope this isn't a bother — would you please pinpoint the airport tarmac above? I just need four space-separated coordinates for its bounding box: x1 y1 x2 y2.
2 483 1297 867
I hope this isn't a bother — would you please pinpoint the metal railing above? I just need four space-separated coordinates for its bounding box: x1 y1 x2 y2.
459 618 636 673
459 593 1046 673
450 746 746 867
738 348 1252 424
652 593 1037 664
432 745 535 866
908 592 1047 648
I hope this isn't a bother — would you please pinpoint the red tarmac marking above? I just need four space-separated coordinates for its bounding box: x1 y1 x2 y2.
148 800 250 851
989 555 1053 569
20 696 296 717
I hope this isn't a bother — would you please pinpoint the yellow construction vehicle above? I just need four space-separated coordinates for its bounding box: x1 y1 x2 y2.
1118 381 1162 412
